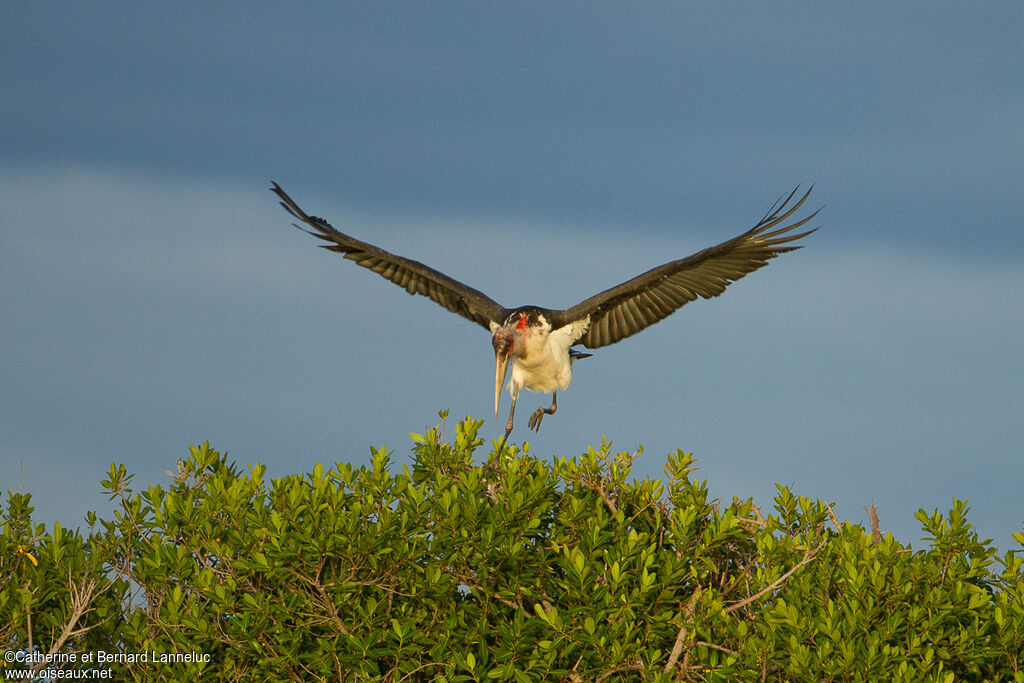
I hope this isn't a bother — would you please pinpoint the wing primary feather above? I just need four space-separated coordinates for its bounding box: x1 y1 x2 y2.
558 185 821 349
271 182 508 331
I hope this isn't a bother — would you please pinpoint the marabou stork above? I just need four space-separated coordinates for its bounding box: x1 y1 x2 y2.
273 183 820 452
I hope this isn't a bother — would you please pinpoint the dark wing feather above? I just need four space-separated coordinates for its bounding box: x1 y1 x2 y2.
272 183 508 331
551 186 820 349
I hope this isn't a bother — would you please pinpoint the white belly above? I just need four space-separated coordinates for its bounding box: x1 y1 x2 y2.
510 349 573 394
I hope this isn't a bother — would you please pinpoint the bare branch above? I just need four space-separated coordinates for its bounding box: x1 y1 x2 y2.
396 662 446 682
823 501 842 532
596 660 646 682
450 569 523 611
693 640 740 657
590 480 618 514
724 537 826 615
864 503 881 543
25 586 33 658
664 589 700 675
31 577 101 675
311 577 350 635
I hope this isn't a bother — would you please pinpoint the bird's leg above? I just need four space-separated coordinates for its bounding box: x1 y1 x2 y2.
528 391 557 432
495 386 519 456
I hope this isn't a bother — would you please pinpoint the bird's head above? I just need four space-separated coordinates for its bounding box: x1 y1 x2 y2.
491 315 530 417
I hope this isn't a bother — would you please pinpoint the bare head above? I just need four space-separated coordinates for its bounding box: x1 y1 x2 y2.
491 311 544 416
492 327 515 418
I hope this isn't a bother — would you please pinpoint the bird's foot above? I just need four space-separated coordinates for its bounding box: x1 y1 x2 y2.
528 394 558 432
528 407 548 431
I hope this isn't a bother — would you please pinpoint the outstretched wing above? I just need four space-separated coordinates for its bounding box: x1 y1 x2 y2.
550 186 820 349
273 183 508 331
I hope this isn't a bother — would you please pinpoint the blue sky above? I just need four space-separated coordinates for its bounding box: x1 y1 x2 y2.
2 3 1021 550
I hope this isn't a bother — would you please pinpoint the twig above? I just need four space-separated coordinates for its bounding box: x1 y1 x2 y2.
25 586 33 659
664 590 700 675
864 502 881 543
663 539 825 679
751 504 767 527
596 660 646 682
823 501 842 532
584 479 618 514
736 517 767 533
31 577 100 675
693 641 740 657
724 537 826 615
312 577 350 635
396 661 446 682
451 570 523 611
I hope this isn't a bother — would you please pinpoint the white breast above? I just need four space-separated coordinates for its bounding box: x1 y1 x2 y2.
509 316 589 395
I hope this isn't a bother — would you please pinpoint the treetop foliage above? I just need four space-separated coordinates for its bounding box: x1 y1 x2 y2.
2 414 1023 681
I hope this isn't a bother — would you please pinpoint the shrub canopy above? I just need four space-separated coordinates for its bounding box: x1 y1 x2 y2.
3 415 1023 681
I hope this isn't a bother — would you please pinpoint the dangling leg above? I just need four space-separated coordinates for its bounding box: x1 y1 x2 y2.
528 391 557 432
495 385 519 455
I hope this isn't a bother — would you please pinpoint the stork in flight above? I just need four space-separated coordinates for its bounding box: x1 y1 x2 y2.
273 183 820 453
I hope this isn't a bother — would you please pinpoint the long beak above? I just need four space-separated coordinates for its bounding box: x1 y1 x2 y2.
494 347 511 418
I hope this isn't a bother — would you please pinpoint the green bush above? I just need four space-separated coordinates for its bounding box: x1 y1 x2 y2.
3 415 1023 681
